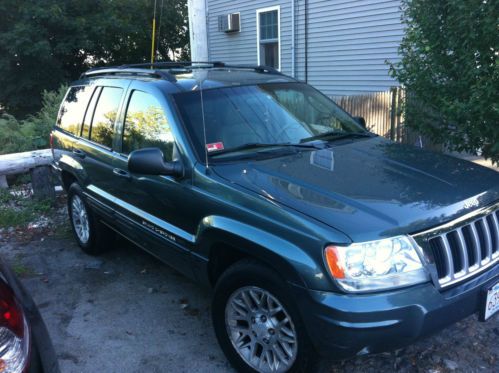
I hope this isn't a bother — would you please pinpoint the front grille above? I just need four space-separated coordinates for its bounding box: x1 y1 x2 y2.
427 210 499 287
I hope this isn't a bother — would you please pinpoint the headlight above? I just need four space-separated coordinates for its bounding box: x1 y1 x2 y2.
324 236 429 292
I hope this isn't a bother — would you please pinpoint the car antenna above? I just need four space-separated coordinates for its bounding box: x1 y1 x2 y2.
198 73 209 171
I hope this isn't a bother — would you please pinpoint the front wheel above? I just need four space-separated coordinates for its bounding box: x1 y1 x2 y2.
212 260 316 373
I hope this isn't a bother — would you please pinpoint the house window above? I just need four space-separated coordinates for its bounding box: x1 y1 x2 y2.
257 6 280 70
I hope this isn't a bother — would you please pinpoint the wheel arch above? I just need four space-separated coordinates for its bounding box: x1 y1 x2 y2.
60 170 78 191
196 216 324 290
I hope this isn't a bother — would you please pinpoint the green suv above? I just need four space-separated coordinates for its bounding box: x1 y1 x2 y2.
51 62 499 373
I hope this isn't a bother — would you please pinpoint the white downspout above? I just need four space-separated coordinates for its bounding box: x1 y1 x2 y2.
188 0 209 62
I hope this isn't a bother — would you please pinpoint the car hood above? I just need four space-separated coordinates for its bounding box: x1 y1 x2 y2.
213 137 499 241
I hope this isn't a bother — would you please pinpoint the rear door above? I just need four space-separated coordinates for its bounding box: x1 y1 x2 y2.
74 78 130 210
53 84 94 171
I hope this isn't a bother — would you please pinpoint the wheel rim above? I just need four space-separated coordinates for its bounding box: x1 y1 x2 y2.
225 286 298 373
71 195 90 244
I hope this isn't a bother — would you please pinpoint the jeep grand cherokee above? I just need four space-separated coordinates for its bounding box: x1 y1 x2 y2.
51 62 499 373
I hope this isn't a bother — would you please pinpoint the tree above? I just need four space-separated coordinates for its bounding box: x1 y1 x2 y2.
0 0 189 117
390 0 499 162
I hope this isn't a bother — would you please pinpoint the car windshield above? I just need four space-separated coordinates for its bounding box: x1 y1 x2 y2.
173 82 366 161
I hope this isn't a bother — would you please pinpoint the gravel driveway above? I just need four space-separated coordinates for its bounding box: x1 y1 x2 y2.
0 212 497 373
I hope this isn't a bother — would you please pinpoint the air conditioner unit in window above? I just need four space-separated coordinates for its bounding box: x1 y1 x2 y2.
218 13 240 33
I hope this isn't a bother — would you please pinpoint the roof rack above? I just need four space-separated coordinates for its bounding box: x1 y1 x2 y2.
119 61 280 74
80 61 283 81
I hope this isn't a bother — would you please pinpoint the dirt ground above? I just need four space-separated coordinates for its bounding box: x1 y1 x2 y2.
0 202 497 373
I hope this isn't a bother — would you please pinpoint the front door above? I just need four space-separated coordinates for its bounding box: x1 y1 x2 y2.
110 85 196 276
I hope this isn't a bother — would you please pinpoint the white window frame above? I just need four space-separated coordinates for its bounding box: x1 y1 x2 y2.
256 5 281 71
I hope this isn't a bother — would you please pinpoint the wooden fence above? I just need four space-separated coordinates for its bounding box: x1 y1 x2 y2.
331 87 407 143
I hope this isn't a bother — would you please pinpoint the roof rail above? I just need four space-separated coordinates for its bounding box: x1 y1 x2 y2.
79 61 283 81
80 67 177 81
219 64 282 75
121 61 226 69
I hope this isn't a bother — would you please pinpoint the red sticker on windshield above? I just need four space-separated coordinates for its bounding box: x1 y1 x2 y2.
206 142 224 152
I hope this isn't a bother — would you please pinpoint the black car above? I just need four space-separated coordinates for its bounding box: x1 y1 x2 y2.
51 62 498 373
0 257 59 373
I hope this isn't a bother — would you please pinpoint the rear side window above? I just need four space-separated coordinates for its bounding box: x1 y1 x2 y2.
89 87 123 148
122 90 173 161
57 86 93 135
81 87 101 139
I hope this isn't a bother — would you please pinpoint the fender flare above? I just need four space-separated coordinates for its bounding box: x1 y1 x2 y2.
195 215 327 289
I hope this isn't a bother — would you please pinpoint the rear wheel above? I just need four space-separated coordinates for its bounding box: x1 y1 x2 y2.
67 183 114 255
212 260 316 373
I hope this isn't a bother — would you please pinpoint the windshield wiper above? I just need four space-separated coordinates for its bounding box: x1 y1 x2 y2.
300 131 374 143
209 142 322 157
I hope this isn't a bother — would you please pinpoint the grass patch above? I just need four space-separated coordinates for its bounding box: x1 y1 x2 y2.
0 208 34 228
11 263 35 277
0 189 12 204
0 188 54 228
53 223 73 240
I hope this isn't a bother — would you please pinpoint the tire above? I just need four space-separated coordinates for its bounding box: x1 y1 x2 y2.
212 259 317 373
67 183 114 255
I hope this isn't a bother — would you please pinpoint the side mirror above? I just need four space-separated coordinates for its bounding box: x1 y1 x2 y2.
354 116 367 128
128 148 183 177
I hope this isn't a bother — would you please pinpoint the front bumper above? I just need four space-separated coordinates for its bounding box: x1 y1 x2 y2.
292 264 498 359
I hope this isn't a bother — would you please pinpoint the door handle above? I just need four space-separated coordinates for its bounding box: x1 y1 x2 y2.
113 168 131 179
72 149 86 158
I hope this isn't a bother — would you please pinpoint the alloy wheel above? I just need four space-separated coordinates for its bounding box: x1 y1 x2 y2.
225 286 298 373
71 194 90 244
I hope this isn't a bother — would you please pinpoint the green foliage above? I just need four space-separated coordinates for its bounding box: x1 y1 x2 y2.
0 85 67 155
0 0 189 117
0 115 30 155
390 0 499 162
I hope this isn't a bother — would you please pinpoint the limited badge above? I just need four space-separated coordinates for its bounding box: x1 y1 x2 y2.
206 142 224 152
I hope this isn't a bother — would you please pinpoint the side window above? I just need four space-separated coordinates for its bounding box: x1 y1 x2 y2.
81 87 101 139
57 86 93 136
122 91 174 161
89 87 123 148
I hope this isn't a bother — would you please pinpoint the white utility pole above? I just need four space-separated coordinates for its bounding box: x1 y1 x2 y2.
188 0 209 62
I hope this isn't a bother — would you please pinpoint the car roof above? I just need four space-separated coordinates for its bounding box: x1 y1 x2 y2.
76 62 297 93
172 69 296 91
